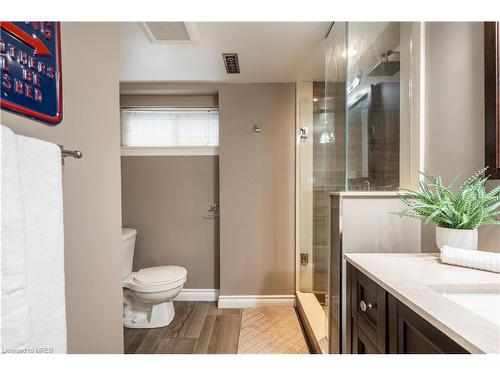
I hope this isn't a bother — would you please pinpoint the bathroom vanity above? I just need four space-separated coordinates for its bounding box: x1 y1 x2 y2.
345 253 500 354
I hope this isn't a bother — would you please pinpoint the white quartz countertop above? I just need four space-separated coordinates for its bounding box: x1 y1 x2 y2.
344 253 500 353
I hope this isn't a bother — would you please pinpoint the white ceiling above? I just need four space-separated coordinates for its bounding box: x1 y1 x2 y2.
119 22 329 83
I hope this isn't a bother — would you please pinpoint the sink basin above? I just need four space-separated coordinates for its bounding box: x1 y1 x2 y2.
431 284 500 327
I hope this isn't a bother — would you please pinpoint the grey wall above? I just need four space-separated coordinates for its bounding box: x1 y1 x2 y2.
0 23 124 352
219 83 296 296
121 156 220 289
424 22 500 252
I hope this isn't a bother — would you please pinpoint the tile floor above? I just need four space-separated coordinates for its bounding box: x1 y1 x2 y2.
237 307 309 354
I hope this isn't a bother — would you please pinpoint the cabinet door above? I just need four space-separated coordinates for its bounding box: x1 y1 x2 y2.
388 295 468 354
353 324 381 354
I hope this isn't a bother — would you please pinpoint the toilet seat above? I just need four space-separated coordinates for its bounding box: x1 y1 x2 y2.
134 265 186 285
123 266 187 293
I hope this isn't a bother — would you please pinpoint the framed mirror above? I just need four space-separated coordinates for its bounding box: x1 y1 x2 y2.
485 22 500 179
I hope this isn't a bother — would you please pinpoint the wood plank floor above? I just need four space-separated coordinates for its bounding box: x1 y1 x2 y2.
124 301 310 354
124 301 242 354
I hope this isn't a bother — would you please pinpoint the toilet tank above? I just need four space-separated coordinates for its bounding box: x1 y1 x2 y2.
121 228 137 279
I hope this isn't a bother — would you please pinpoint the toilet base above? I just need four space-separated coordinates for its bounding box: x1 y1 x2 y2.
123 298 175 329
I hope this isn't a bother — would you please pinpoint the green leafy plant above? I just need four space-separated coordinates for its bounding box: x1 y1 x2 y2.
393 167 500 230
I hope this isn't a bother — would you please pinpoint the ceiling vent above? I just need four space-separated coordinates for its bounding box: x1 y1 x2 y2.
222 53 240 74
139 22 199 44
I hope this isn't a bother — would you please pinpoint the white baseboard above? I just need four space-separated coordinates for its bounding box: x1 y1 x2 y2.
174 291 296 307
174 289 219 302
218 295 296 309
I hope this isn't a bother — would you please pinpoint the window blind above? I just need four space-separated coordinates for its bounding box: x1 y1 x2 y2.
121 108 219 148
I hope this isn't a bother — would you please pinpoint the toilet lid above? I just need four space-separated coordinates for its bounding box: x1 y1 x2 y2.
133 266 187 285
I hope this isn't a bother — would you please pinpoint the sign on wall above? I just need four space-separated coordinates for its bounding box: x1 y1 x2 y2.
0 22 62 125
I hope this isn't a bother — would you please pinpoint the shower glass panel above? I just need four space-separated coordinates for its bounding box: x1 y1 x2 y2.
312 81 328 303
324 21 347 354
345 22 412 191
325 22 348 193
297 21 416 353
324 22 416 353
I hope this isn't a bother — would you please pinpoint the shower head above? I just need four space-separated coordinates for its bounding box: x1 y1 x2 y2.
367 49 400 77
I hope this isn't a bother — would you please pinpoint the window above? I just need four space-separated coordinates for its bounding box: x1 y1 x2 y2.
120 107 219 156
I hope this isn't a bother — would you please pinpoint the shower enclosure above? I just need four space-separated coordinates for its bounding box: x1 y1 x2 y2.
296 80 331 354
296 22 421 353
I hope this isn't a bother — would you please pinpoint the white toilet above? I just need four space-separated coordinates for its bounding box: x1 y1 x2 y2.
121 228 187 329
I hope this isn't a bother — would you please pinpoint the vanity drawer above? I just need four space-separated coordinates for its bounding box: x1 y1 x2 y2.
351 269 387 352
356 273 380 327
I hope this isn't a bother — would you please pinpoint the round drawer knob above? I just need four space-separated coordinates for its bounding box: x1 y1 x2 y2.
360 300 373 312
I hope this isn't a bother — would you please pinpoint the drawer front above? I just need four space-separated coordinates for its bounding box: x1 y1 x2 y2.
350 269 387 353
353 270 387 352
357 272 379 328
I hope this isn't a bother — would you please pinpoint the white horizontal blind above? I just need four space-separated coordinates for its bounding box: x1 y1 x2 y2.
121 108 219 148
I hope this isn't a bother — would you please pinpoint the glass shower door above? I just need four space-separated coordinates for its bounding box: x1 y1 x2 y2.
296 81 330 353
297 93 314 294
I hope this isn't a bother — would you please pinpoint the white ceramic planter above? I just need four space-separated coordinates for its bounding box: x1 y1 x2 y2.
435 227 478 251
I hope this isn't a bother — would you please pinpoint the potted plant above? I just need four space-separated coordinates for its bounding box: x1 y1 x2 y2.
393 167 500 251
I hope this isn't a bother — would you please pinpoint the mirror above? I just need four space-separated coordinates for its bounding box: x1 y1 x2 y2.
484 22 500 179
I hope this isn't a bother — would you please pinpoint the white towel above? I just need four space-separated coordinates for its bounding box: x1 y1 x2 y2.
441 245 500 274
0 125 33 351
16 134 67 354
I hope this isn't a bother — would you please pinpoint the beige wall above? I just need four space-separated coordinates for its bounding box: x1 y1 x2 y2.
219 83 296 296
121 94 218 108
121 156 220 289
424 22 500 252
120 82 219 96
120 82 297 296
0 23 124 352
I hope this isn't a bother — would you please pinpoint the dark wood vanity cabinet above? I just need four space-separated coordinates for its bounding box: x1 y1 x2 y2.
346 263 469 354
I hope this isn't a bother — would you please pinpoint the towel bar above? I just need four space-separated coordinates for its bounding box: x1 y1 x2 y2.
58 144 82 165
